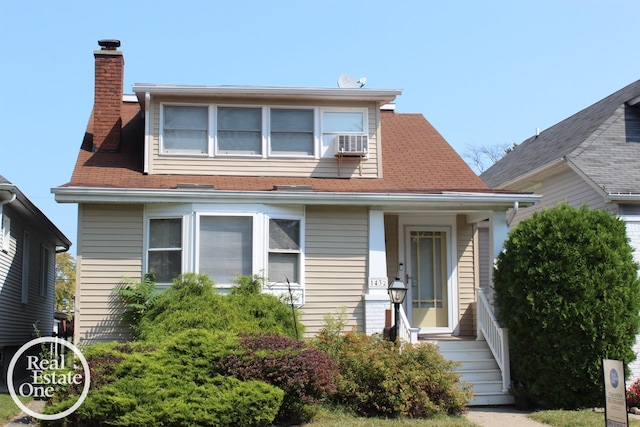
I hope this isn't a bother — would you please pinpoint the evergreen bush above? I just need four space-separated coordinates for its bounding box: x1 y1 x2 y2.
44 330 283 427
494 203 640 408
136 273 302 340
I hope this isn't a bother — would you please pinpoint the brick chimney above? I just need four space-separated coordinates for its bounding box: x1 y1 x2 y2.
93 39 123 152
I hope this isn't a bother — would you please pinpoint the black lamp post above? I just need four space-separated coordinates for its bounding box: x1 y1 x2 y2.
388 279 407 342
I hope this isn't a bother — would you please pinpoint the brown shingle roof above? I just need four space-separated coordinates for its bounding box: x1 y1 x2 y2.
64 104 489 194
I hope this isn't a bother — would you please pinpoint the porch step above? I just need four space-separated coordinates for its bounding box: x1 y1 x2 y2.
422 337 514 406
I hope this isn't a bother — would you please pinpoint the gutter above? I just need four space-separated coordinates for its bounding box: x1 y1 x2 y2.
53 186 541 210
1 185 71 253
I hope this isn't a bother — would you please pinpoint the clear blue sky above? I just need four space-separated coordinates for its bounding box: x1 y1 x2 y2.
2 0 640 257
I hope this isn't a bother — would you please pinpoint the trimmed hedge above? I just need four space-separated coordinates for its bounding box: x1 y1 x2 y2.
494 203 640 408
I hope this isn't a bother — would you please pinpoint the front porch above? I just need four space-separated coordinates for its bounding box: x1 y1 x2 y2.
364 209 513 406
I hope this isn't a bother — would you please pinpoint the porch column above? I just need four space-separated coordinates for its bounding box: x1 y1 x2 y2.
364 208 390 335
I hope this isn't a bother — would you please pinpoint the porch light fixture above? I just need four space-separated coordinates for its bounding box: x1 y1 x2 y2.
388 279 407 342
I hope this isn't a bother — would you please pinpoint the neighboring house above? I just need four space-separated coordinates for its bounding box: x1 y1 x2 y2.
53 40 539 404
481 78 640 381
0 175 72 385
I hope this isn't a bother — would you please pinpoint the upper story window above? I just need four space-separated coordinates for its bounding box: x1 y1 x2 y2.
217 107 262 155
270 109 314 156
162 105 208 155
159 103 368 159
148 218 182 283
323 110 365 134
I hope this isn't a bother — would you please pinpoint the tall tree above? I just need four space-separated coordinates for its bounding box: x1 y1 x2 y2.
55 252 76 312
464 142 516 174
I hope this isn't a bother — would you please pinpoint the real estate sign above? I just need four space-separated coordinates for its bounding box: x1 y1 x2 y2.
603 359 628 427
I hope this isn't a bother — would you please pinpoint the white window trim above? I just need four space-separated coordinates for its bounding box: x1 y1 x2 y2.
266 106 318 159
320 107 369 135
158 103 377 160
195 212 261 288
159 103 211 157
214 104 265 158
145 216 186 286
267 215 305 287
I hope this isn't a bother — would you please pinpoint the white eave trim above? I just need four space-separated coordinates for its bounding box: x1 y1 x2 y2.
606 193 640 203
53 187 540 210
132 84 402 107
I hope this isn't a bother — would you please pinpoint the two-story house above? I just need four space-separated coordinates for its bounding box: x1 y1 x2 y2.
1 174 71 385
53 40 539 404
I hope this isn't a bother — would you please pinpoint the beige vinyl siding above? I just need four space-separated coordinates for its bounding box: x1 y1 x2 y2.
456 215 476 336
0 204 55 346
148 97 380 179
510 167 609 228
384 214 399 281
302 206 368 336
75 204 143 345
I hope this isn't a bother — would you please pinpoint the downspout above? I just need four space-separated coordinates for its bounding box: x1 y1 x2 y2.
506 201 518 227
143 92 150 174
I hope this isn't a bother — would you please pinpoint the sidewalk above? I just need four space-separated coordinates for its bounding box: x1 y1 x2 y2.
464 406 548 426
3 400 44 427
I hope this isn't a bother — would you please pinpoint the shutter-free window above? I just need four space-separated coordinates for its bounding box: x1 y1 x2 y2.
268 219 300 283
323 111 364 133
163 105 208 154
148 218 182 283
199 216 253 285
270 109 314 155
217 107 262 155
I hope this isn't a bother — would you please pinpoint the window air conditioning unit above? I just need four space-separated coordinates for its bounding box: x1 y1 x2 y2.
335 134 368 156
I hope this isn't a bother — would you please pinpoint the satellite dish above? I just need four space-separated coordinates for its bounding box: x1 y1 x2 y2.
337 74 359 88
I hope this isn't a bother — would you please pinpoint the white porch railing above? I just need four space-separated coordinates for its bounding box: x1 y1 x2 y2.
396 305 419 344
476 288 510 392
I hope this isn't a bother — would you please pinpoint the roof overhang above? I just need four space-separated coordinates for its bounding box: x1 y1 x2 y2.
606 193 640 203
1 185 71 252
132 84 402 108
53 187 539 212
491 158 567 191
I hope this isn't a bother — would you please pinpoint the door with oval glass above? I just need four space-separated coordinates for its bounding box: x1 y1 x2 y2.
407 227 448 329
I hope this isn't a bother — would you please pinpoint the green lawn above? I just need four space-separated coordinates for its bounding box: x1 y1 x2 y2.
0 393 31 424
298 407 478 426
530 409 640 427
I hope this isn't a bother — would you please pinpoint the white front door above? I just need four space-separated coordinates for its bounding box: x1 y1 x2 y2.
406 227 449 329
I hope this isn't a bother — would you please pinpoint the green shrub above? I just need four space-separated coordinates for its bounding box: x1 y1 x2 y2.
314 330 471 418
218 333 337 423
136 273 302 340
494 203 640 409
45 330 283 427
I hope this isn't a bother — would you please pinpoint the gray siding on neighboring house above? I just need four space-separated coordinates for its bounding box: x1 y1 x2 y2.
509 167 610 228
148 97 381 179
302 206 368 336
0 204 55 346
75 204 143 345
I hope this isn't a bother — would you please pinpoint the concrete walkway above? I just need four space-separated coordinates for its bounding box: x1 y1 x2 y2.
464 406 548 426
3 400 44 427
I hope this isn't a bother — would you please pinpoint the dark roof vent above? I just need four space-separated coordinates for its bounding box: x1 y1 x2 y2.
98 39 121 50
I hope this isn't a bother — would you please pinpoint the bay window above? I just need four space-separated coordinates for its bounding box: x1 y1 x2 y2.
268 219 300 284
199 216 253 285
148 218 182 283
